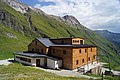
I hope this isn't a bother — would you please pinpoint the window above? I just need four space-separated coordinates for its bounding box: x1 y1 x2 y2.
79 49 81 53
91 48 92 52
36 49 37 52
35 41 37 45
16 56 20 59
61 40 64 44
38 49 39 52
82 59 84 63
76 60 78 65
28 59 31 63
80 40 83 44
73 40 79 43
41 49 43 53
88 57 90 61
32 48 34 52
20 57 27 62
93 55 96 59
53 49 55 53
63 50 66 54
85 49 87 53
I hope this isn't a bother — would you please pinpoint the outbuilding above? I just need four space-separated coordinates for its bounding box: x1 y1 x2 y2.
14 52 62 69
47 57 62 69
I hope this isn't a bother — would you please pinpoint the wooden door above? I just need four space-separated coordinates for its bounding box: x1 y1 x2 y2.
36 59 40 67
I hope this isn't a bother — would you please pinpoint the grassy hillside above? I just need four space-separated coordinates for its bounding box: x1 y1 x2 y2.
0 63 119 80
95 30 120 48
0 23 32 60
0 63 87 80
0 0 120 71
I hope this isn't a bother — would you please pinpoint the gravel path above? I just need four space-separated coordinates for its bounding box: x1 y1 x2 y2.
0 58 13 65
35 67 98 79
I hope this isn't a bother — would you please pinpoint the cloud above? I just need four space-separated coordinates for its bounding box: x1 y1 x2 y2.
34 0 120 33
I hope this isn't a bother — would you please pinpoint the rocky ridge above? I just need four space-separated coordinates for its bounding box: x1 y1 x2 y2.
62 15 81 26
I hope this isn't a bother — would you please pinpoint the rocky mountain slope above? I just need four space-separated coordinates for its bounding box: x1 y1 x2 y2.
0 0 120 70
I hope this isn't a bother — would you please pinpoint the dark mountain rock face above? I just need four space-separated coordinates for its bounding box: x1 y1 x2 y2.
0 10 26 33
0 0 47 37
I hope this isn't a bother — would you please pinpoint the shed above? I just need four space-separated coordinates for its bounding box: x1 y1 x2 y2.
47 57 62 69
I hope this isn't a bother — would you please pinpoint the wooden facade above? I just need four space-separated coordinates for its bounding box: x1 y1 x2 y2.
72 38 84 45
50 46 73 69
72 47 96 69
27 37 97 70
28 39 49 54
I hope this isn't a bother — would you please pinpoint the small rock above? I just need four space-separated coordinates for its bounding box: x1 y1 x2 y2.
7 33 17 39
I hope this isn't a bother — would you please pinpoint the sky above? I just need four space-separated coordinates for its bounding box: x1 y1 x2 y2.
18 0 120 33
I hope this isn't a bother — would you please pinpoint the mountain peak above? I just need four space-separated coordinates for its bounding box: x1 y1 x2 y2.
62 15 81 26
2 0 46 15
3 0 29 14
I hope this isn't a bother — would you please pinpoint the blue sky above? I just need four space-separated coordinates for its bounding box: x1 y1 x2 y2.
17 0 120 33
18 0 55 6
17 0 39 6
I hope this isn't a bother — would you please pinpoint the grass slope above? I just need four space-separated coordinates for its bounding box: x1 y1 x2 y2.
0 24 31 60
0 63 86 80
0 63 119 80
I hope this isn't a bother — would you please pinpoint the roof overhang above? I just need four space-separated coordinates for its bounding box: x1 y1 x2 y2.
14 52 47 58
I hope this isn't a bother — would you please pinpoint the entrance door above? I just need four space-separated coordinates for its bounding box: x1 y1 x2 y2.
44 58 47 67
36 59 40 67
